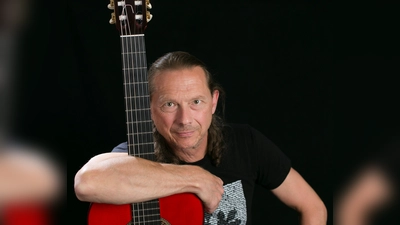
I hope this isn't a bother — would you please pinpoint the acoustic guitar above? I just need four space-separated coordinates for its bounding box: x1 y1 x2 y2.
87 0 204 224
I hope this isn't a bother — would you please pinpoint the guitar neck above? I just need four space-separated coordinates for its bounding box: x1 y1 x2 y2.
121 34 155 160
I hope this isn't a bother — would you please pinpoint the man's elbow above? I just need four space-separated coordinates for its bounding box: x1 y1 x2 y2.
74 169 95 202
302 199 328 225
317 200 328 222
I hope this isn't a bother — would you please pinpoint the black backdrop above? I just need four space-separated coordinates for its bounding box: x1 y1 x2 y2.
10 0 334 224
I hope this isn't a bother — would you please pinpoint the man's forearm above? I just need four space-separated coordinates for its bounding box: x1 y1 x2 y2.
74 153 200 204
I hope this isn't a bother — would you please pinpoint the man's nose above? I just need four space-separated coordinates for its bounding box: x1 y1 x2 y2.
176 105 193 125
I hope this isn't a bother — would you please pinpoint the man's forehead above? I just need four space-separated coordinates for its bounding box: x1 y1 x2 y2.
156 66 206 79
155 85 211 102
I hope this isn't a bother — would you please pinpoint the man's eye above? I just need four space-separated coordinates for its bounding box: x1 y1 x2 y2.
161 102 177 112
193 100 201 104
165 102 175 107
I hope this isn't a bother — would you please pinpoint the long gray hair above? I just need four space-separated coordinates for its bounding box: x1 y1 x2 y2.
148 51 226 166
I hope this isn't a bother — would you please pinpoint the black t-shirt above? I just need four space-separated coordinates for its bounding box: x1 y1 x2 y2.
112 123 291 225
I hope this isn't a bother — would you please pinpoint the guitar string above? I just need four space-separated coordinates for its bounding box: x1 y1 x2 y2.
133 17 159 225
131 20 144 225
119 3 138 224
133 32 146 225
140 32 160 224
138 30 160 225
120 7 140 222
137 33 145 225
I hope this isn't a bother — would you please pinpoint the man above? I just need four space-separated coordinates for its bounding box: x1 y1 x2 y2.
74 51 327 224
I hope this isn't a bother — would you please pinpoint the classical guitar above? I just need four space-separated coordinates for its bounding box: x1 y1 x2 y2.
87 0 204 224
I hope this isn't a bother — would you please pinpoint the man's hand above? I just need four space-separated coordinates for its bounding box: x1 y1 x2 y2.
185 166 224 213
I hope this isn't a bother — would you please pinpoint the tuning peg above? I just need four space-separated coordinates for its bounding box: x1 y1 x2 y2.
146 0 152 9
108 0 114 9
146 11 153 22
109 12 116 24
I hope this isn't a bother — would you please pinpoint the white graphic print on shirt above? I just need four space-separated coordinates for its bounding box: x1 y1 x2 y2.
204 180 247 225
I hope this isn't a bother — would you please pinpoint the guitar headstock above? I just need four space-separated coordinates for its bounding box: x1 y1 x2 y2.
108 0 153 35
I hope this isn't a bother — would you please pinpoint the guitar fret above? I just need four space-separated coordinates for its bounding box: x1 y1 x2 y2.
121 34 145 38
133 208 161 212
125 100 150 105
126 120 152 124
121 50 146 53
133 219 162 224
121 48 146 52
124 81 148 84
121 34 145 37
129 154 155 159
132 217 162 221
127 151 154 155
126 108 150 112
127 131 152 135
122 66 147 70
127 129 153 134
126 115 151 125
127 131 153 135
121 50 146 54
126 141 154 146
121 52 146 58
125 95 150 98
124 81 148 85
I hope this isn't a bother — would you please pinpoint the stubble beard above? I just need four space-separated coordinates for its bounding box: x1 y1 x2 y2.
171 128 207 153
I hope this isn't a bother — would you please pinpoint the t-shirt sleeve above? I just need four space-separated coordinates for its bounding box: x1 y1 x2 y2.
249 126 292 189
111 142 128 153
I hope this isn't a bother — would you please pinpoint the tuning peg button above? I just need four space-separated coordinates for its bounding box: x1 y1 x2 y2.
108 0 114 9
109 12 116 24
146 12 153 22
146 0 152 9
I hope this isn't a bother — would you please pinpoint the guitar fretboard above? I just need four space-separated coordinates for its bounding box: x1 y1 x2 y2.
121 34 155 161
121 34 160 222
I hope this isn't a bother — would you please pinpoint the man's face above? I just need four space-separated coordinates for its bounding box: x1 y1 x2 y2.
150 66 219 156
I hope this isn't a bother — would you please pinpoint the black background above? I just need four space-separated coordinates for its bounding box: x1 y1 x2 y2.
8 0 336 224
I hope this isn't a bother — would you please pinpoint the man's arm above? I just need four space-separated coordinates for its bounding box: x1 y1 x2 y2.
271 168 327 225
334 166 394 225
74 152 224 213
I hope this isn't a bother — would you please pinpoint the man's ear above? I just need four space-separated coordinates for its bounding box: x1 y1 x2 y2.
211 90 219 114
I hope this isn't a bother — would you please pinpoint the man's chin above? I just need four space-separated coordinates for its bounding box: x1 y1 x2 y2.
174 140 198 151
176 144 196 151
171 135 203 151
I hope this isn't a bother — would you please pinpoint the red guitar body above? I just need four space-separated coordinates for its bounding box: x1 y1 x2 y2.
88 193 204 225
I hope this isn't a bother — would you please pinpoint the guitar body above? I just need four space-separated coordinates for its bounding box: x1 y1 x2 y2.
87 0 205 224
88 193 204 225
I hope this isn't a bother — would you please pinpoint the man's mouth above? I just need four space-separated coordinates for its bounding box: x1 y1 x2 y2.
175 131 194 137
